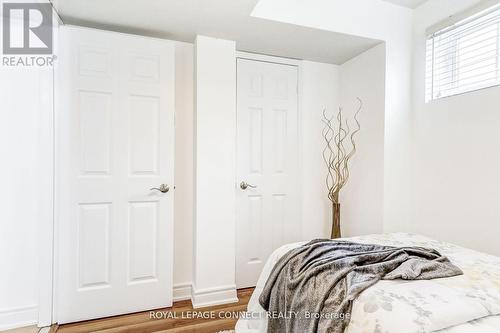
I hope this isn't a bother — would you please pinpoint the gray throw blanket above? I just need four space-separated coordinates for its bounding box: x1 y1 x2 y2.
259 239 463 333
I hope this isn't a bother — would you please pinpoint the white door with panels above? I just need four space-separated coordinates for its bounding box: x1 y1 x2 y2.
236 58 300 288
57 26 174 323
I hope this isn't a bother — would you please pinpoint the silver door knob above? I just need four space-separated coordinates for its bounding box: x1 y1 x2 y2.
150 184 170 193
240 181 257 190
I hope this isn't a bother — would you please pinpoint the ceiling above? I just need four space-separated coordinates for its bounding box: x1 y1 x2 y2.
50 0 382 65
381 0 428 9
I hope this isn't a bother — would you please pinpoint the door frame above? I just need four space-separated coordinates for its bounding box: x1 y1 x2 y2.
36 51 56 329
37 9 63 329
234 51 304 286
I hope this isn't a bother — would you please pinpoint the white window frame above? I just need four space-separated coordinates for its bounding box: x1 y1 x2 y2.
426 0 500 102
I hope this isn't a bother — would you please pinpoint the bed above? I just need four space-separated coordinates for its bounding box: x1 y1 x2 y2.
235 233 500 333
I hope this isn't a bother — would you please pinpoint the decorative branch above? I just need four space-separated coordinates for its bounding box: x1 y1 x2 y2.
322 98 363 204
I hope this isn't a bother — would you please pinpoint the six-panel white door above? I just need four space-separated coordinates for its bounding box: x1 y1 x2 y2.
236 58 300 288
56 26 175 323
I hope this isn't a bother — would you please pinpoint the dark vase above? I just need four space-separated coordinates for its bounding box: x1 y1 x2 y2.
331 202 341 239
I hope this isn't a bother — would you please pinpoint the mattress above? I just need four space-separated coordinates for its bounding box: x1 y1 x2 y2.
235 233 500 333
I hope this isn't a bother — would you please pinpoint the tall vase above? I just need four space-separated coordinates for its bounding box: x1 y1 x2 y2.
331 202 341 239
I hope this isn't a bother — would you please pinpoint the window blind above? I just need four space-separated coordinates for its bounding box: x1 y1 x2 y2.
426 3 500 101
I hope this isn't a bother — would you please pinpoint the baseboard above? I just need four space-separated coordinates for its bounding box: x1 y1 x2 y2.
0 305 38 331
191 284 238 309
173 283 193 302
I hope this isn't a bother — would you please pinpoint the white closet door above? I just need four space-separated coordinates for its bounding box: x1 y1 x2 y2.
236 58 300 288
56 26 174 323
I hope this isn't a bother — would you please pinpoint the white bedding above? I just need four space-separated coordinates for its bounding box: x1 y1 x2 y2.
235 233 500 333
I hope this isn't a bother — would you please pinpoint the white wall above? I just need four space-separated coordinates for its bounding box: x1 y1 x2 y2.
12 0 492 328
0 66 44 331
0 1 393 329
339 43 386 237
299 61 340 239
253 0 500 257
412 0 500 256
192 35 238 307
252 0 415 234
0 14 55 330
298 47 386 240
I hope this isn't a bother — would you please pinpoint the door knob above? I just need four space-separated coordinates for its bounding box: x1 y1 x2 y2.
240 181 257 190
150 184 170 193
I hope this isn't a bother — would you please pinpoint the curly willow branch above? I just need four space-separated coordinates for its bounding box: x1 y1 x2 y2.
321 98 363 204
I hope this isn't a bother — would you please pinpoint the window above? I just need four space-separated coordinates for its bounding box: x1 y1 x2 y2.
426 3 500 102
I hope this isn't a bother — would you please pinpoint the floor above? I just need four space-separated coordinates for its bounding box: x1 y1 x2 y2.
2 327 40 333
1 326 57 333
53 288 254 333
